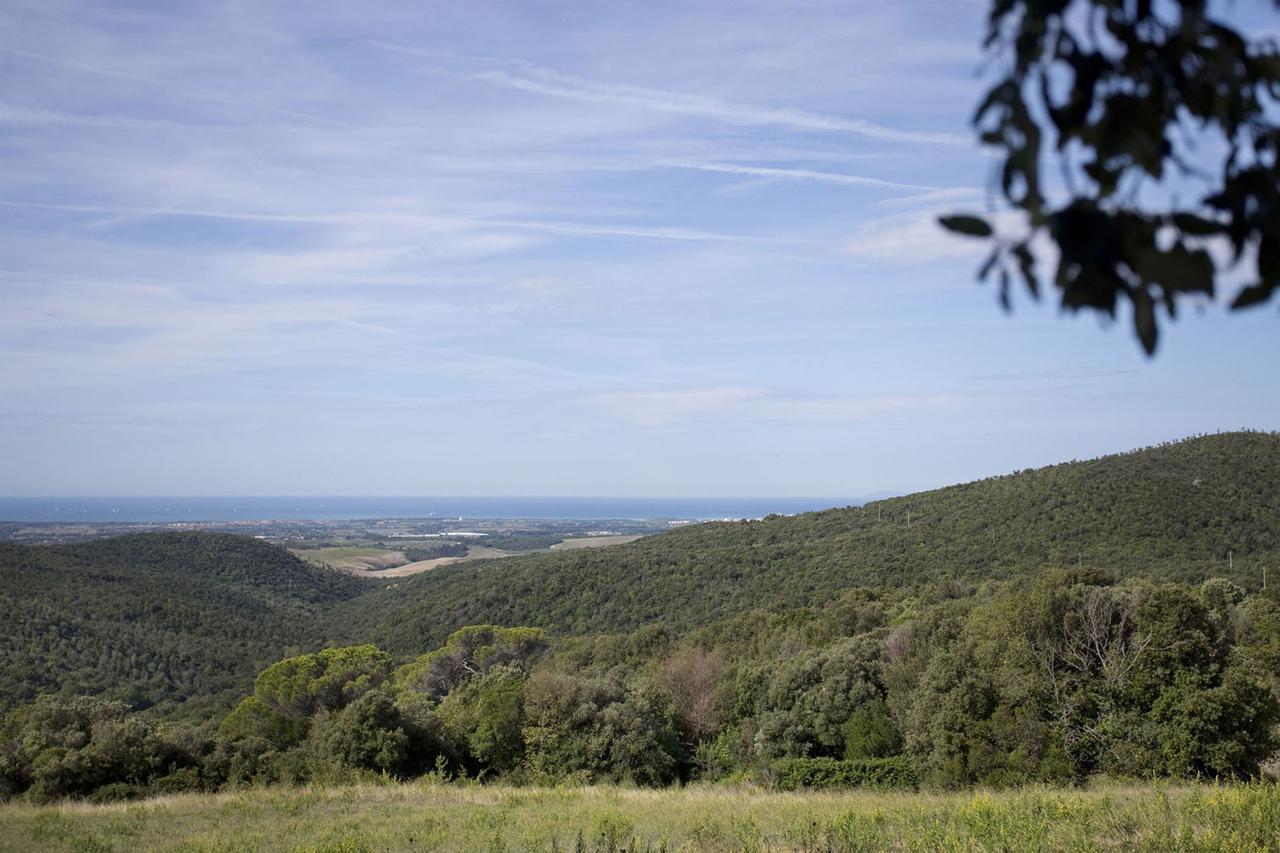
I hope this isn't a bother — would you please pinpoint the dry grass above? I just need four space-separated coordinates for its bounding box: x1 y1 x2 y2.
551 536 644 550
290 547 409 574
375 545 516 577
2 780 1278 851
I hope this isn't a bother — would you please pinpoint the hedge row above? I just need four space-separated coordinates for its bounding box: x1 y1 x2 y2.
772 757 918 791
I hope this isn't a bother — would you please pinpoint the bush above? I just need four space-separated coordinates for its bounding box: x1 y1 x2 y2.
150 766 204 795
309 690 410 775
87 782 143 803
842 700 902 760
772 756 918 791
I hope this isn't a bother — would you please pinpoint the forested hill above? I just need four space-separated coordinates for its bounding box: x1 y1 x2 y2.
332 431 1280 651
5 432 1276 718
0 533 367 717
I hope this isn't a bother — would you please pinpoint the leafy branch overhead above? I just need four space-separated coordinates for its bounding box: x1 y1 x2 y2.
941 0 1280 353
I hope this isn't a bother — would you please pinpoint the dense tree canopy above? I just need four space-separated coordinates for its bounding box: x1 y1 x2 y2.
3 433 1277 726
3 434 1280 800
0 533 367 717
5 572 1278 801
329 432 1280 650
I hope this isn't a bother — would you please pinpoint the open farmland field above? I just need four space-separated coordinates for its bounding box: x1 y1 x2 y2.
551 534 644 550
376 544 515 576
1 781 1278 852
293 544 520 577
290 546 409 573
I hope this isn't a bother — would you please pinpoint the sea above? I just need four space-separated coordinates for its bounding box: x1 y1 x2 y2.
0 496 859 523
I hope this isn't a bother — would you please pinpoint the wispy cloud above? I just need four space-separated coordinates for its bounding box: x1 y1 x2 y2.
9 1 1251 497
372 42 968 147
842 210 985 265
664 161 937 192
591 388 963 427
0 199 769 249
472 66 970 145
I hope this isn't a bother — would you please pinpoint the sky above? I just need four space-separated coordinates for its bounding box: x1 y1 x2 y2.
1 0 1277 498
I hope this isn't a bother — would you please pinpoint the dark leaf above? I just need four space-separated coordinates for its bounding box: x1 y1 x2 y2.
1012 242 1039 299
1258 233 1280 284
1170 213 1225 237
1132 289 1158 355
939 215 994 238
1230 282 1276 310
978 247 1000 281
1131 244 1214 296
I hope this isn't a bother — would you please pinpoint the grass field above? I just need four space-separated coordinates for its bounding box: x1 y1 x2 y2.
291 544 521 577
290 546 409 573
552 535 644 550
377 545 515 577
2 781 1278 852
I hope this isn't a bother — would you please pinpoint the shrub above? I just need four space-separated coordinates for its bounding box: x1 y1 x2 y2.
86 782 142 803
842 700 902 760
772 756 918 791
309 690 410 775
150 766 204 795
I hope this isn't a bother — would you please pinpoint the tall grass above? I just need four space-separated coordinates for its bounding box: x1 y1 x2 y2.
1 780 1278 851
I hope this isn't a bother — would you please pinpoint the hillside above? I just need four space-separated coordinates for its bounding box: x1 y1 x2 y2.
0 533 368 718
4 432 1276 717
330 431 1280 651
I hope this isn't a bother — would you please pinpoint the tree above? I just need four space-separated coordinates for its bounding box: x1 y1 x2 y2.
436 666 527 775
253 645 391 718
309 690 411 776
657 647 724 743
394 626 548 702
941 0 1280 354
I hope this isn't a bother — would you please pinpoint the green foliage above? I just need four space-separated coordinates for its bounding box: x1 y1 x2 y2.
217 696 308 750
895 576 1280 788
2 435 1279 799
436 666 526 775
521 670 683 786
1145 664 1279 779
401 542 468 561
0 532 367 718
747 637 883 760
842 700 901 760
394 625 548 700
254 645 391 718
942 1 1280 351
772 756 917 790
477 532 565 551
308 690 411 775
0 696 197 802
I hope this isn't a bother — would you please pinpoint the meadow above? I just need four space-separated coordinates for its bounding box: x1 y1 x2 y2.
2 781 1279 852
290 546 411 574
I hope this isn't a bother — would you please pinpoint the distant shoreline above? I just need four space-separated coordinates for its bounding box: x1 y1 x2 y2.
0 495 861 524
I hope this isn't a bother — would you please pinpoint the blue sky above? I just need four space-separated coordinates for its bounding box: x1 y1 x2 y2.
1 0 1277 498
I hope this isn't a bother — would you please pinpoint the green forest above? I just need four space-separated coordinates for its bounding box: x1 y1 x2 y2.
3 432 1280 804
332 431 1280 651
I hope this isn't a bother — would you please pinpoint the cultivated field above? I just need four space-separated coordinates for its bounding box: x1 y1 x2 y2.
552 534 644 550
1 781 1277 852
291 545 517 577
376 545 515 576
289 546 409 573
